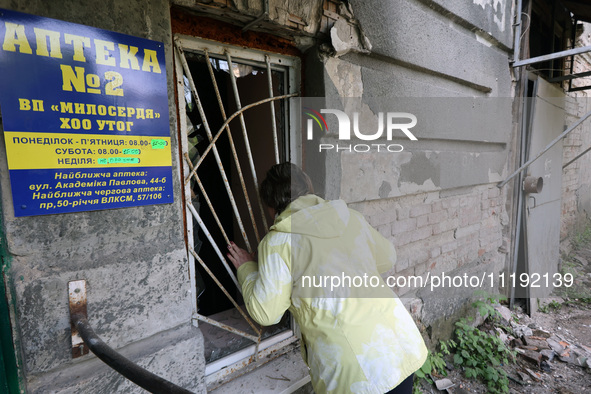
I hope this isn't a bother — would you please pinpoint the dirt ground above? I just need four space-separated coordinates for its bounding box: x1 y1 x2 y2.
417 240 591 394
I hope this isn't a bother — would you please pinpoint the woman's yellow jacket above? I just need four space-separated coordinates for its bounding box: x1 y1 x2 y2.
237 194 428 394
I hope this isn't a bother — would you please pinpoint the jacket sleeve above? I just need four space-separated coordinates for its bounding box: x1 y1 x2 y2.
236 233 292 326
368 223 397 274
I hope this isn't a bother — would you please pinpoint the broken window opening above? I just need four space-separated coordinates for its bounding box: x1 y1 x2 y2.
173 37 300 375
527 0 571 80
514 0 591 91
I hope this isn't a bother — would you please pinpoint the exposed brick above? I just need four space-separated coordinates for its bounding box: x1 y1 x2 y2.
454 223 480 239
412 247 430 266
395 266 414 279
369 208 397 227
395 258 410 273
414 262 427 276
416 215 429 228
393 231 413 248
396 283 414 297
488 187 500 199
410 226 432 243
397 206 410 220
459 195 479 207
457 244 479 266
441 241 458 254
447 206 459 218
430 247 441 259
409 204 432 218
442 198 459 209
433 218 460 235
392 218 417 235
428 210 447 224
377 223 390 238
390 266 415 296
432 200 443 212
460 207 481 226
479 227 501 247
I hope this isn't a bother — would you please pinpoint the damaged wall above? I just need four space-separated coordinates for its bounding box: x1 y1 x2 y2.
172 0 327 40
303 0 515 340
0 1 205 392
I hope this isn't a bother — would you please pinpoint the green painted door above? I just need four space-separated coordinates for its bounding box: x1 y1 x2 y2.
0 264 20 393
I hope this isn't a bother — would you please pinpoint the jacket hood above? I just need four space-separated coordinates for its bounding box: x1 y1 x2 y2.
270 194 350 238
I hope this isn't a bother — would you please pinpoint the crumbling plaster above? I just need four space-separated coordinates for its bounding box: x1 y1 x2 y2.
312 0 515 341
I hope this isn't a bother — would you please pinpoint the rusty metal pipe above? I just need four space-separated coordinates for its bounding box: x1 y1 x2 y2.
70 314 194 394
522 176 543 194
195 313 259 342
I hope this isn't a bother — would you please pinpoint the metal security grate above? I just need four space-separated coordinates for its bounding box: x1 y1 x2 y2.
173 36 299 373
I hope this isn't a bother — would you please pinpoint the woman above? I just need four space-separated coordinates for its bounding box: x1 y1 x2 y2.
227 163 428 394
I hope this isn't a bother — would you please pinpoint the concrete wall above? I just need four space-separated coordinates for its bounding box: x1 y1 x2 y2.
0 1 205 392
303 0 515 339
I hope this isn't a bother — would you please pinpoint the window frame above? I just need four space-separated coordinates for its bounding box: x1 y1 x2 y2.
173 35 301 381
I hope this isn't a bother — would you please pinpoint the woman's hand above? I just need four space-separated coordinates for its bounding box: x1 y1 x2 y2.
227 242 256 269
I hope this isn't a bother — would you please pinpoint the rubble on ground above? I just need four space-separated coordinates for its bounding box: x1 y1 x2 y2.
424 299 591 393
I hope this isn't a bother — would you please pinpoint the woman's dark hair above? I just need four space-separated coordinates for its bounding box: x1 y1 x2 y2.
259 162 314 215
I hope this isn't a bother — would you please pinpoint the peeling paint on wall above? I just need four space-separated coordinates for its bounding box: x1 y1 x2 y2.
472 0 506 32
487 168 504 183
399 152 441 188
378 181 392 198
398 178 440 196
324 57 364 97
329 17 372 57
339 151 445 202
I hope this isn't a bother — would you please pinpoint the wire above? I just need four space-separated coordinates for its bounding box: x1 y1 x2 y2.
520 12 531 42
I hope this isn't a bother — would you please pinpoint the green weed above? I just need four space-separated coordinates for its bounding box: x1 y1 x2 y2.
413 292 515 393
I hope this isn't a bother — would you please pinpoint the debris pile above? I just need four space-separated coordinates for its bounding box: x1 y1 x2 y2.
491 302 591 387
427 300 591 393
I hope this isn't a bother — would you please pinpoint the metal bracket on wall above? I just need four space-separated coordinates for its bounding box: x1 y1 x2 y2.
68 280 89 358
66 279 194 392
498 108 591 188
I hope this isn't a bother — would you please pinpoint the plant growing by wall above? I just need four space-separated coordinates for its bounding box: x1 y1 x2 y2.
450 293 515 393
414 292 515 394
413 340 451 393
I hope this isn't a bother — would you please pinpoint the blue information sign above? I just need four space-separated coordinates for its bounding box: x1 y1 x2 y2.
0 8 174 216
